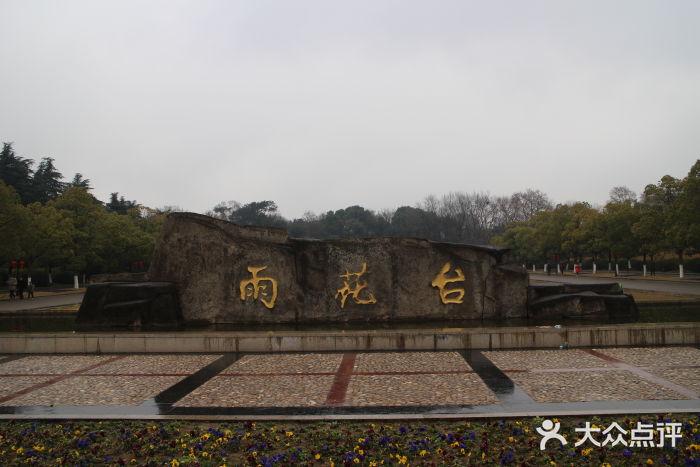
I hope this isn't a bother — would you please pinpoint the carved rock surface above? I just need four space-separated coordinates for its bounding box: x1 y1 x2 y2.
147 213 528 324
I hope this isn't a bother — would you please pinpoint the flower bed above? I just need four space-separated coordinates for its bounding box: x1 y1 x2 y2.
0 415 698 465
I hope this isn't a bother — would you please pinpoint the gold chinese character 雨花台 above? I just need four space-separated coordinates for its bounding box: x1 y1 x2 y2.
335 262 377 309
239 266 278 309
431 262 466 304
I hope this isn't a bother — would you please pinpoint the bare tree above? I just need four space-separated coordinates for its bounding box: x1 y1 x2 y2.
206 200 241 220
609 186 637 204
512 189 553 220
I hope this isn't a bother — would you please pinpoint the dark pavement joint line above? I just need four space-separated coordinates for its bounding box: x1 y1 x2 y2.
147 353 240 410
583 349 699 400
325 353 356 406
460 350 535 405
0 355 126 405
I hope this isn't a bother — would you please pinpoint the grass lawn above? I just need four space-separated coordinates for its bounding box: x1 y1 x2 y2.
1 415 698 465
626 289 700 303
31 303 81 313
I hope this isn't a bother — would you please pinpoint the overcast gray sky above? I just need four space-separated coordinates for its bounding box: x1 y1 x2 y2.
1 1 698 218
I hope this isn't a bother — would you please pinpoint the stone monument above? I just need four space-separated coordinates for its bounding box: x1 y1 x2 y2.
76 212 637 328
147 213 527 325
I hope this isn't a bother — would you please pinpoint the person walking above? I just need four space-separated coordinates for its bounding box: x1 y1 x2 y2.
6 276 17 300
26 279 35 299
17 276 26 300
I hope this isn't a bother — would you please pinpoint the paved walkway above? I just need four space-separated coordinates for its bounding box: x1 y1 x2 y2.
531 273 700 296
0 293 84 313
0 347 698 419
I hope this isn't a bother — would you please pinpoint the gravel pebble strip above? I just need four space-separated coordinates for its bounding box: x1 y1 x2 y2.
507 369 688 403
646 367 700 394
84 355 220 375
175 375 335 407
594 347 700 367
483 349 613 370
0 376 55 396
345 373 498 406
353 352 471 373
221 354 343 375
0 376 184 406
0 356 115 375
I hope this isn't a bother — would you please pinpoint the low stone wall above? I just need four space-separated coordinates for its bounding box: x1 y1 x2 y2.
1 323 696 353
75 282 182 328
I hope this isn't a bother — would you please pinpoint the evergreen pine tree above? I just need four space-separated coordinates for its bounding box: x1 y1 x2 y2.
106 192 137 214
69 173 91 189
0 142 34 203
31 157 65 203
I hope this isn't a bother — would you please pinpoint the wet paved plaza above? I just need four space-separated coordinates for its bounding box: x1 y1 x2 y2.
0 347 698 418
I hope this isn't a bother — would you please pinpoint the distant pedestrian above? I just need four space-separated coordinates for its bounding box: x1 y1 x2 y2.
6 277 17 300
17 276 26 299
26 280 35 299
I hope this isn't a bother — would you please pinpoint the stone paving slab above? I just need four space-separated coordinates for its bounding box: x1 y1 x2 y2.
345 373 496 406
175 375 335 407
1 376 184 406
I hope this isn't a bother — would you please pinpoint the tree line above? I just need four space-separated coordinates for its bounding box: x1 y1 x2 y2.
0 143 165 285
3 139 697 283
207 188 552 244
492 160 700 274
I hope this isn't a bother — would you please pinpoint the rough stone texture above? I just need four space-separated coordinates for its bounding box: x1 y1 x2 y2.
75 282 182 328
147 213 528 325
